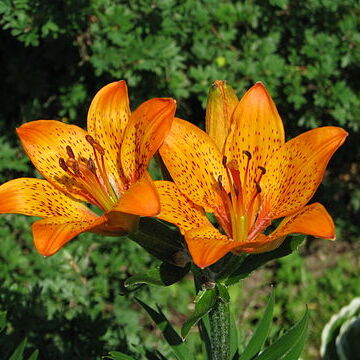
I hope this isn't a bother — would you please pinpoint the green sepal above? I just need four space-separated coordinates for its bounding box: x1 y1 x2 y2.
225 237 305 286
128 218 186 265
125 262 190 288
136 298 194 360
255 307 309 360
181 288 217 339
240 290 275 360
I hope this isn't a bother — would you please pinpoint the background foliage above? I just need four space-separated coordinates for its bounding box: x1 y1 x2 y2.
0 0 359 359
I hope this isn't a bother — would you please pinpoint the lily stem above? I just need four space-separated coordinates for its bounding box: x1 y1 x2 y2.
208 293 230 360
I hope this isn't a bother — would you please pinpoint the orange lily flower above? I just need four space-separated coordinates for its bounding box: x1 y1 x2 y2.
0 81 176 256
156 81 347 268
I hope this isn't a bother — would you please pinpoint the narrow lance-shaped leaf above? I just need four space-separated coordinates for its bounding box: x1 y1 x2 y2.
225 237 304 286
240 290 275 360
255 308 309 360
181 288 218 339
136 298 193 360
125 262 190 288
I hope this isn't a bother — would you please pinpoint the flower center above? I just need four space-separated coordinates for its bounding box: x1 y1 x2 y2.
216 152 268 242
59 135 118 212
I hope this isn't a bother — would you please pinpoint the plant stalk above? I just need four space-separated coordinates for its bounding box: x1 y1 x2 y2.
208 297 230 360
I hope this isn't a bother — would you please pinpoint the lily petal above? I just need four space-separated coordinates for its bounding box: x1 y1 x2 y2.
235 203 335 253
33 215 106 256
17 120 93 202
0 178 97 219
160 118 227 213
205 80 238 152
185 225 240 268
87 80 130 186
224 83 285 204
261 126 348 219
121 98 176 183
155 180 210 234
111 172 160 216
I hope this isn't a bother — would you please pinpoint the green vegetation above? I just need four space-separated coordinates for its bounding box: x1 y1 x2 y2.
0 0 359 359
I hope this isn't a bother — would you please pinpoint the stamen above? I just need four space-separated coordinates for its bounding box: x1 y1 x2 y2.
258 166 266 174
69 159 80 176
86 135 105 155
87 158 96 174
66 145 75 159
256 182 262 193
243 150 252 160
243 150 252 196
218 175 223 188
222 155 228 166
59 158 68 172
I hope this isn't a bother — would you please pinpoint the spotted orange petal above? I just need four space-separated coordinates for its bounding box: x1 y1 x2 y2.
235 202 335 253
17 120 93 202
261 126 348 219
160 118 227 213
87 80 131 186
185 225 240 268
111 172 160 216
224 83 285 205
33 215 106 256
0 178 97 219
120 98 176 183
155 180 210 234
205 80 238 152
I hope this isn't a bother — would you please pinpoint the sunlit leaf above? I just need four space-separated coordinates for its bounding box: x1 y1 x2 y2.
240 290 275 360
255 308 309 360
181 288 217 339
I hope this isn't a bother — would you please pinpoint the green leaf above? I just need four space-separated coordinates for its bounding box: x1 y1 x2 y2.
230 311 240 360
136 298 193 360
106 351 136 360
181 288 217 339
217 283 230 304
0 311 6 332
225 237 304 286
128 218 184 264
27 350 39 360
255 308 309 360
125 262 190 288
240 290 275 360
9 338 27 360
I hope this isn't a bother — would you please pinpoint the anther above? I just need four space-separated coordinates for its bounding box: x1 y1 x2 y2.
233 183 239 196
222 156 228 166
86 135 105 155
59 158 68 172
243 150 252 159
87 158 96 174
255 182 262 193
66 145 75 159
258 166 266 174
218 175 223 188
70 161 80 176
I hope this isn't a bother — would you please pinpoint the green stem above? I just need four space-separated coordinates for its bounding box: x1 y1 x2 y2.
208 297 230 360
